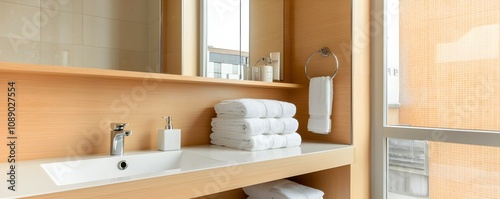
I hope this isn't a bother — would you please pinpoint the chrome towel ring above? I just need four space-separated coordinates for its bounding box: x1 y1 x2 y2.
304 47 339 80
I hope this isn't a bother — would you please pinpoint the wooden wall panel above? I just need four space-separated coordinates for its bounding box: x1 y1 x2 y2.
284 0 357 198
289 0 352 144
0 71 289 161
291 166 351 199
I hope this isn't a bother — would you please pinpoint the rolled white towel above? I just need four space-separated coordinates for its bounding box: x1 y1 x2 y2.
283 133 302 148
214 99 296 118
243 179 324 199
211 118 270 135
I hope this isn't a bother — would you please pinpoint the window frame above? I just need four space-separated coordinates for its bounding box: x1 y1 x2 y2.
370 0 500 198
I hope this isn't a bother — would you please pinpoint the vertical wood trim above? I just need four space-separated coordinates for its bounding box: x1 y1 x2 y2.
283 0 291 82
351 0 371 198
163 0 182 74
181 0 200 76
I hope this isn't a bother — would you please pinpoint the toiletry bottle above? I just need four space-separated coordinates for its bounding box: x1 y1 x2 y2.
243 64 252 80
61 50 70 66
252 66 261 81
260 57 273 82
158 116 181 151
270 52 281 81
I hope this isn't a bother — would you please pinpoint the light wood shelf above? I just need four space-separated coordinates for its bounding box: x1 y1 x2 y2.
0 62 303 89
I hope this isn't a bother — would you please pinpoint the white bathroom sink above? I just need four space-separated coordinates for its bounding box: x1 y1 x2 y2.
41 150 224 186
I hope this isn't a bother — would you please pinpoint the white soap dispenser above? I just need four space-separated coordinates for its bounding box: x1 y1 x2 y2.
158 116 181 151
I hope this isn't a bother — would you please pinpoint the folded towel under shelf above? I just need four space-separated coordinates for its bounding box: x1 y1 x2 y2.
214 99 296 118
243 179 325 199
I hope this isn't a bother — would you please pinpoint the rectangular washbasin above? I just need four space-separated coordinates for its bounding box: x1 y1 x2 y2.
41 150 223 186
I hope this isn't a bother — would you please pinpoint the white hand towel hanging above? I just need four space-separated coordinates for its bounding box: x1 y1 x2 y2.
307 76 333 134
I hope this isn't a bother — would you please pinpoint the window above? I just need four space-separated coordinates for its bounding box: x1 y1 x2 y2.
372 0 500 198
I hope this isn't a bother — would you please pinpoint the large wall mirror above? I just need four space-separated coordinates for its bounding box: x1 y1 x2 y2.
0 0 284 80
0 0 161 73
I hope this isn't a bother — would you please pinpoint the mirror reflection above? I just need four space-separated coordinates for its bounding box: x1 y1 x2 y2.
200 0 283 81
0 0 284 79
0 0 161 73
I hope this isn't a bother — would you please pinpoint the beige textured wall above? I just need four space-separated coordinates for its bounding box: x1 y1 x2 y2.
396 1 500 198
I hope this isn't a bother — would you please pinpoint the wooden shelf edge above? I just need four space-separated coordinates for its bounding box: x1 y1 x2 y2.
0 62 303 89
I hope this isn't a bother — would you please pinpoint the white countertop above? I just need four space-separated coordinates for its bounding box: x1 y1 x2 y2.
0 142 353 198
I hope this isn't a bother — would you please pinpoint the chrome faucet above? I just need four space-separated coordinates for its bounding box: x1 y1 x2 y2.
110 123 132 156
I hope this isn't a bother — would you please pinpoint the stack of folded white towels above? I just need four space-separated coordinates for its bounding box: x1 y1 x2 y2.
243 179 325 199
210 99 301 151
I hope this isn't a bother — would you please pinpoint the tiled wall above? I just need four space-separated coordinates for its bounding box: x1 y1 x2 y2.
0 0 160 72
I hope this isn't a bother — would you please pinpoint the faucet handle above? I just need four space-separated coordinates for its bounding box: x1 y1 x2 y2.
111 123 129 131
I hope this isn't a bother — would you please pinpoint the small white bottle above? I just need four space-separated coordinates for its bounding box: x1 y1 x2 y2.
260 65 273 82
158 116 181 151
61 50 70 66
270 52 281 81
252 66 261 81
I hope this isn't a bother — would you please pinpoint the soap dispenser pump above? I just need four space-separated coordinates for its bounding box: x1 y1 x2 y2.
158 115 181 151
